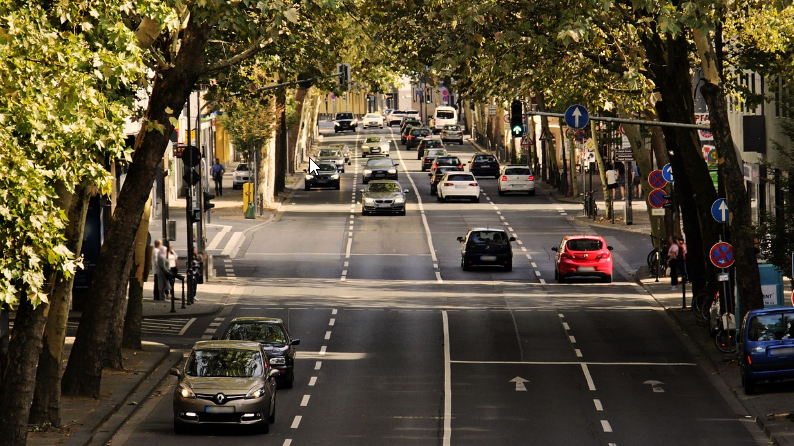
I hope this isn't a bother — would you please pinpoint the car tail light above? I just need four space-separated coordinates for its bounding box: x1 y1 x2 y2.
469 183 478 187
528 175 534 181
560 253 574 260
458 164 463 169
595 253 610 260
444 182 454 186
501 175 508 181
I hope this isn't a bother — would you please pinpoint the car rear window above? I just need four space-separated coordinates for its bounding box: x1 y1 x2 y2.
566 239 603 251
436 157 461 165
412 129 430 136
470 231 508 245
426 140 443 147
444 125 461 131
224 323 288 344
436 110 455 119
336 113 353 119
475 155 496 162
505 168 532 175
748 313 794 341
448 174 474 182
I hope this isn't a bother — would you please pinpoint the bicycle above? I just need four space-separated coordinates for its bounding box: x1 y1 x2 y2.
690 285 714 321
646 235 667 279
714 312 737 353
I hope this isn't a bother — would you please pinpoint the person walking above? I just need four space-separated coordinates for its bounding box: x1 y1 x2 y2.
676 236 688 283
152 239 162 300
211 158 225 196
605 164 619 201
166 244 179 293
156 243 173 301
632 164 642 199
667 235 681 290
615 162 626 200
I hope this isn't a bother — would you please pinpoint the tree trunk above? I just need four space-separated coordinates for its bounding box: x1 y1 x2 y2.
104 266 130 370
123 199 152 350
61 17 213 397
693 28 763 317
275 87 287 195
30 183 91 427
0 298 48 446
288 88 307 174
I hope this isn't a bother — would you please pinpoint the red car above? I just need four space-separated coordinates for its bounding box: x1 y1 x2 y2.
552 235 613 283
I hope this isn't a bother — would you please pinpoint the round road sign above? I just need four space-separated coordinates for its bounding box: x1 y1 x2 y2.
662 163 674 183
709 242 735 268
647 170 667 189
648 189 667 209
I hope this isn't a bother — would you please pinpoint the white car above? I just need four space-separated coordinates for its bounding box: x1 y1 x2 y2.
498 165 535 196
232 163 251 190
440 124 464 145
437 172 480 203
362 113 384 129
361 136 390 157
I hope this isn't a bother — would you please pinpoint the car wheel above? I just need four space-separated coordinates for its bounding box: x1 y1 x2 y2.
462 258 470 271
742 373 756 395
399 209 406 216
557 274 566 283
494 174 499 179
173 418 188 435
430 187 437 196
334 183 340 190
421 167 426 172
472 196 480 203
603 274 612 284
269 393 277 423
305 185 311 191
554 269 559 280
498 189 505 196
437 193 442 202
362 153 367 158
460 140 464 145
255 419 270 434
363 179 369 184
505 261 512 272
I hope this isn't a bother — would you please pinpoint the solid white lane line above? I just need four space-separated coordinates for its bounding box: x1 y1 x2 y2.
300 395 310 407
325 331 332 340
594 399 603 411
291 416 302 428
320 346 327 355
207 225 232 250
582 364 596 390
315 361 322 370
442 311 452 446
329 318 336 326
309 377 317 386
601 420 612 433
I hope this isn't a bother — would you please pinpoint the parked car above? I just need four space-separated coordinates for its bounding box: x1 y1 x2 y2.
361 180 409 215
552 235 613 283
498 165 536 195
741 307 794 395
362 157 399 183
333 112 357 133
437 171 480 203
429 165 463 195
170 340 279 434
416 137 445 160
405 127 432 150
440 124 464 144
469 153 500 178
217 317 300 388
457 228 515 271
362 113 384 129
304 162 340 190
361 136 390 157
232 163 251 190
317 148 347 172
431 156 464 171
421 148 448 172
328 143 351 162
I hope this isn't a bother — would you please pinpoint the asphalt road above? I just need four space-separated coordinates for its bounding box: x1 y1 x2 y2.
113 125 763 445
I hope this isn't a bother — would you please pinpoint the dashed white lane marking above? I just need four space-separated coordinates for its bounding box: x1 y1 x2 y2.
531 262 537 268
562 322 570 330
521 247 527 252
516 240 523 245
569 335 577 343
581 364 596 391
315 361 322 370
575 349 583 357
332 309 338 315
594 399 603 411
309 376 317 386
534 271 542 277
496 211 502 215
320 346 327 355
300 395 310 407
539 278 546 284
324 331 332 340
291 415 302 428
601 420 613 433
329 318 336 326
282 440 292 446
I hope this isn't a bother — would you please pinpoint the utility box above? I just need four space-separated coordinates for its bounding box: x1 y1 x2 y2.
243 183 254 214
166 220 177 241
759 263 785 307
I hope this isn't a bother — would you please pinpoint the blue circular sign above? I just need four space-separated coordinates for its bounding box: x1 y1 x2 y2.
662 164 674 183
564 105 589 129
711 198 729 223
648 189 667 209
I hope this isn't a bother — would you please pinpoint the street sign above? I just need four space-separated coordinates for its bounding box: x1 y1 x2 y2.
648 189 667 209
711 198 729 223
707 148 718 164
504 114 510 124
651 208 666 216
489 104 497 115
564 105 589 129
710 242 735 268
521 136 532 147
662 163 674 182
647 170 667 189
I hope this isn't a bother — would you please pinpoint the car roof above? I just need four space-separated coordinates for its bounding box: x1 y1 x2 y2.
503 165 531 169
468 227 508 233
192 340 263 351
228 317 284 324
562 235 606 241
747 307 794 316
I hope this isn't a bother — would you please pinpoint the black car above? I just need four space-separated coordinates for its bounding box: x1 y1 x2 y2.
361 180 409 216
363 157 399 183
304 162 340 190
405 127 432 150
429 165 463 195
416 138 445 160
457 228 515 271
431 156 464 171
469 153 500 178
400 123 420 144
217 317 301 388
400 118 421 135
333 112 357 133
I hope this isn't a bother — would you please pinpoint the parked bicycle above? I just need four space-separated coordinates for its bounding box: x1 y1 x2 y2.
690 284 715 321
646 234 668 279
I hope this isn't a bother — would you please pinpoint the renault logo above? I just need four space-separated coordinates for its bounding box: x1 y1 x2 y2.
215 393 226 404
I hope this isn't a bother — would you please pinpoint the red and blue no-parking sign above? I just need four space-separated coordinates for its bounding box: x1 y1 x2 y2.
648 170 667 189
709 242 735 268
648 189 667 209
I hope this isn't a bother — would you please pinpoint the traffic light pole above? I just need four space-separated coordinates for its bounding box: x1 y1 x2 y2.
184 94 193 310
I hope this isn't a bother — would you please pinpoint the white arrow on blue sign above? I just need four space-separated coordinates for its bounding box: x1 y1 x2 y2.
662 163 674 183
711 198 729 223
564 105 589 129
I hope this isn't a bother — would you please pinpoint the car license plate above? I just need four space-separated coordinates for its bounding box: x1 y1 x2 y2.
770 347 794 356
317 179 327 184
577 266 595 272
205 406 235 413
481 255 497 261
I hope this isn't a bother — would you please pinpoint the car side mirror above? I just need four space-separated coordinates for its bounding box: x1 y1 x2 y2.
508 236 516 242
607 246 614 251
291 338 301 346
169 367 181 377
267 369 281 378
457 236 465 243
551 247 558 252
403 189 410 194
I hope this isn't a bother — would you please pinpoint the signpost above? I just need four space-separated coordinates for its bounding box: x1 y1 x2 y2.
647 170 667 189
564 105 589 129
710 242 735 268
648 189 667 209
711 198 730 223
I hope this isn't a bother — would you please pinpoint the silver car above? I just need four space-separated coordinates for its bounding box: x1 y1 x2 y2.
361 180 409 215
317 148 347 172
328 143 351 162
361 136 390 157
171 340 279 434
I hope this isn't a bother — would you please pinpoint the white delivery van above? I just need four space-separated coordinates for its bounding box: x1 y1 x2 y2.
432 106 457 133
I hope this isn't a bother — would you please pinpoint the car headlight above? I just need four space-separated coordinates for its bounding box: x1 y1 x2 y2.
388 168 397 174
364 197 376 204
305 174 314 180
269 357 286 366
393 197 405 204
363 169 372 175
330 174 339 179
333 121 339 126
245 386 266 399
178 383 195 399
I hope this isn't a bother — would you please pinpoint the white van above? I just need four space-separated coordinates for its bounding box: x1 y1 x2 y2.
432 106 457 133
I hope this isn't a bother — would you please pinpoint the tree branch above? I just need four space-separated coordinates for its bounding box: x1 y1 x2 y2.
202 37 268 75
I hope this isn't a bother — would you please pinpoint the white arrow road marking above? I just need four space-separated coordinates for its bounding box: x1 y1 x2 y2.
644 380 666 393
510 376 529 391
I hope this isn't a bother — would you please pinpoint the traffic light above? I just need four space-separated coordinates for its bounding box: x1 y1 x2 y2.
337 63 350 92
510 100 524 137
425 93 431 104
191 209 201 223
203 191 215 210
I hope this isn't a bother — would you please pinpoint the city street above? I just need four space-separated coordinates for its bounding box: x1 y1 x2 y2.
110 126 764 445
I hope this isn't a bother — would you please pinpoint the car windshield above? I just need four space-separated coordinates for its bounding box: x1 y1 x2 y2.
224 323 288 344
748 313 794 341
329 144 347 150
447 174 474 182
444 125 461 131
236 164 248 172
368 182 401 193
566 239 603 251
365 137 382 143
185 348 264 378
336 113 353 119
366 158 394 167
319 150 341 157
317 163 336 171
470 231 508 245
505 167 532 175
436 110 455 119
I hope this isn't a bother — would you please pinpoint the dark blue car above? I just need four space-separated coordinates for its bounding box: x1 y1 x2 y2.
741 307 794 394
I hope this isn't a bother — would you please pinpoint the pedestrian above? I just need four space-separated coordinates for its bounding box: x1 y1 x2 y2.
156 243 173 301
632 164 641 199
152 239 162 300
211 158 225 196
166 244 179 292
615 162 626 200
667 235 680 290
677 236 688 283
605 164 619 201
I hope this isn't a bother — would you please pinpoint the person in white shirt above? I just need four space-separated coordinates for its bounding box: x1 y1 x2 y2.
605 164 619 200
166 245 179 291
